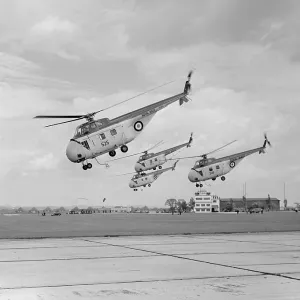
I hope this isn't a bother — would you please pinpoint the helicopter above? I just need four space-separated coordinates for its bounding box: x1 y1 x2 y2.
106 133 193 172
171 134 271 187
118 160 179 191
34 71 193 171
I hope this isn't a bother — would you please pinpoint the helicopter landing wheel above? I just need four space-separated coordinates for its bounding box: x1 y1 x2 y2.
196 183 200 187
159 166 162 169
148 184 151 187
200 184 203 187
221 176 226 181
212 177 216 181
87 163 92 169
82 164 88 170
120 145 128 153
153 167 156 170
109 150 116 157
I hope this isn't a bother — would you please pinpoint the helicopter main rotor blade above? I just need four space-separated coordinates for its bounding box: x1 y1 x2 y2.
115 171 137 177
34 115 85 119
204 139 237 157
33 76 182 128
44 116 86 128
91 80 177 115
145 140 164 153
167 139 238 161
107 152 143 162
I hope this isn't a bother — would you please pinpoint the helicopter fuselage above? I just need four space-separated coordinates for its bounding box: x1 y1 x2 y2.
65 92 189 167
129 162 178 190
135 154 167 172
134 140 192 172
188 146 265 183
188 158 244 182
129 172 160 188
66 114 154 163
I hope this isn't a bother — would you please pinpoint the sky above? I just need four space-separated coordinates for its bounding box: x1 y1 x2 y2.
1 0 300 208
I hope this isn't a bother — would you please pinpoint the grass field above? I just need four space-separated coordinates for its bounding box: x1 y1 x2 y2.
0 211 299 239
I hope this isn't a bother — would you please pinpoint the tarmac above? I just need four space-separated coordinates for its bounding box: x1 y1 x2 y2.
0 232 300 300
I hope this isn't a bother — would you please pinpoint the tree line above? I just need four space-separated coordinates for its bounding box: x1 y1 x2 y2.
165 198 195 215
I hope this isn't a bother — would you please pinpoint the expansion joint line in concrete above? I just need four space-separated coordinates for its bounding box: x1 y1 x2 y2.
81 239 300 282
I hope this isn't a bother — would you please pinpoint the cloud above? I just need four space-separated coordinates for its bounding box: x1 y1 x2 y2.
29 153 59 170
0 0 300 207
30 15 77 35
125 0 298 51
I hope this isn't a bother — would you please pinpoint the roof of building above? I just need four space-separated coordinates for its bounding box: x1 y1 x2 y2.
220 198 280 202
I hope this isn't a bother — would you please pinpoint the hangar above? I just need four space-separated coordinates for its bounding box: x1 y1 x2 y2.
220 198 280 211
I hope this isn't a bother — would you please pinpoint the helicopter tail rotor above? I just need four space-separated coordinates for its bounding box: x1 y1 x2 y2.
172 160 179 171
180 69 195 105
264 133 272 147
262 133 272 149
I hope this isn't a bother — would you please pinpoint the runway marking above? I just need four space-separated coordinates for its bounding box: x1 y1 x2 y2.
0 245 108 251
206 237 300 248
81 239 300 282
0 273 266 290
1 250 299 263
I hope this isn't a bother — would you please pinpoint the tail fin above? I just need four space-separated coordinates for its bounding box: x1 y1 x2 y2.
179 95 190 106
172 160 179 171
187 132 193 147
180 70 194 105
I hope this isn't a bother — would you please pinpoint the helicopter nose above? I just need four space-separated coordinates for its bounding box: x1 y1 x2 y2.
188 169 199 182
66 141 83 163
134 162 144 172
129 181 135 188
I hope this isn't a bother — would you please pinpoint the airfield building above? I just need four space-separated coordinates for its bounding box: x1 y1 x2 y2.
220 198 280 211
194 190 220 213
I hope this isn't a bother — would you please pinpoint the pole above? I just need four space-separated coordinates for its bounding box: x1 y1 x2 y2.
245 182 247 212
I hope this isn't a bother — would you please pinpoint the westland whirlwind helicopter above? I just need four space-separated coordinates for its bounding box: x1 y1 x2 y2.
117 160 179 191
170 134 272 187
106 133 193 172
34 71 194 170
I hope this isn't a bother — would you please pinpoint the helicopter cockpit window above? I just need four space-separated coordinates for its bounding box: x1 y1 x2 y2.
82 125 90 135
90 122 97 130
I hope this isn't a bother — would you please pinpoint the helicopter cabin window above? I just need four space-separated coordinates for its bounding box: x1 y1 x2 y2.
98 133 106 140
216 165 220 170
150 160 152 164
95 121 103 127
110 129 117 136
155 158 158 161
81 141 90 150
